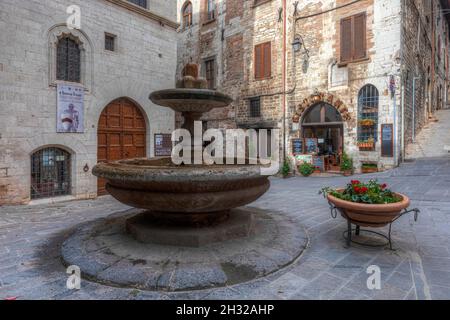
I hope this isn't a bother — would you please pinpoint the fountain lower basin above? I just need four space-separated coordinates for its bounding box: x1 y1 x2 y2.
93 157 270 226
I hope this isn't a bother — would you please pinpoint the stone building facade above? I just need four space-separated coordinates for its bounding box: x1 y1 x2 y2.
0 0 178 205
176 0 449 172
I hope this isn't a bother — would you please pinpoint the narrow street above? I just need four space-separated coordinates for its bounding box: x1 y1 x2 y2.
406 109 450 159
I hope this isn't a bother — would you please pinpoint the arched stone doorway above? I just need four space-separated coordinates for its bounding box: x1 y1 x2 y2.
97 98 147 195
301 102 344 172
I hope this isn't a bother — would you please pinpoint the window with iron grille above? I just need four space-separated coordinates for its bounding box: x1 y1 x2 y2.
358 84 379 147
250 97 261 118
340 12 367 64
204 58 215 89
206 0 216 21
127 0 147 8
105 33 116 51
31 147 71 200
56 37 81 82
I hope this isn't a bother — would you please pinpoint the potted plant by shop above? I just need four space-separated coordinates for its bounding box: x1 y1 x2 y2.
359 119 376 127
299 162 315 177
361 163 378 174
340 153 353 176
357 137 375 150
320 180 410 227
281 160 291 178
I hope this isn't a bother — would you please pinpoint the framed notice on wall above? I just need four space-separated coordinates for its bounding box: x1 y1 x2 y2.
381 124 394 157
313 156 325 172
292 138 303 155
57 83 84 133
154 134 172 157
305 138 318 154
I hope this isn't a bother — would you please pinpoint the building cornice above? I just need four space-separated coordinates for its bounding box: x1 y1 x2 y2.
104 0 179 30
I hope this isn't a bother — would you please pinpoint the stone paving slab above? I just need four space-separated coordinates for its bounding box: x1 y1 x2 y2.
0 157 450 299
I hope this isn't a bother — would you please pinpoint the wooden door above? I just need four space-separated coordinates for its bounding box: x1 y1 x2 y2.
97 98 146 195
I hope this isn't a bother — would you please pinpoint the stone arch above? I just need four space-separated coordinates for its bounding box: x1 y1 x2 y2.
292 91 352 123
47 23 94 91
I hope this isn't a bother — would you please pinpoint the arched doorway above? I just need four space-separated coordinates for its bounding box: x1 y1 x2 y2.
31 147 71 199
301 102 344 172
97 98 147 195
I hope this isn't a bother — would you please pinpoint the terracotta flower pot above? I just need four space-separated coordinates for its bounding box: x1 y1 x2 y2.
342 170 353 177
361 167 378 174
327 190 410 227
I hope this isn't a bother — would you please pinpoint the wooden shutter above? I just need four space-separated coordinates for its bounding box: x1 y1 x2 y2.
353 13 367 60
255 44 263 79
340 17 352 63
255 42 271 79
263 42 271 78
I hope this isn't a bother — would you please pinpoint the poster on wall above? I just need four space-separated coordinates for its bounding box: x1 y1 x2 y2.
57 84 84 133
305 138 319 154
155 134 173 157
292 138 303 155
381 124 394 157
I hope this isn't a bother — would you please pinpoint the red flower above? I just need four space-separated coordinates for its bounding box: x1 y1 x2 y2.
381 183 387 190
351 180 361 185
361 187 369 193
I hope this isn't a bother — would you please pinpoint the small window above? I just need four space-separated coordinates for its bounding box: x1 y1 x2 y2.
358 84 379 148
204 58 216 89
250 97 261 118
254 42 271 79
206 0 216 21
182 1 193 28
340 13 367 64
127 0 147 8
105 33 116 52
56 36 81 83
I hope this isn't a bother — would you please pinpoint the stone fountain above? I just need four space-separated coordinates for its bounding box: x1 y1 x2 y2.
61 64 307 292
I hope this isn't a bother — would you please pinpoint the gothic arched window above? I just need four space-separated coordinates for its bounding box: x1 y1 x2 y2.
358 84 379 148
56 36 81 82
182 1 193 28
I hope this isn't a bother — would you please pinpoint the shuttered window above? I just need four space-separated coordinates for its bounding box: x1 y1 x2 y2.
340 13 367 64
56 37 81 83
254 42 271 80
204 58 215 89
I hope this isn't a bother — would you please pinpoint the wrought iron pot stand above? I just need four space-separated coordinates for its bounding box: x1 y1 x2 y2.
329 202 420 250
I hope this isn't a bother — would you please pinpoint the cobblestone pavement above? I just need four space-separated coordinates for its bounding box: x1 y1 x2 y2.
406 109 450 159
0 157 449 300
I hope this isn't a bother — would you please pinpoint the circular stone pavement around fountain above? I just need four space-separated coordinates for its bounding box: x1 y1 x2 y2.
61 208 308 292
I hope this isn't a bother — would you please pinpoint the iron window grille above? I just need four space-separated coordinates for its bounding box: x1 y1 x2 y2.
56 37 81 83
250 97 261 118
105 34 116 52
358 84 379 146
31 147 71 200
127 0 147 9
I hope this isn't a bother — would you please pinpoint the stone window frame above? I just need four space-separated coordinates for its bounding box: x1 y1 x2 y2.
181 1 193 29
249 97 261 118
104 32 118 52
48 24 94 92
202 56 217 89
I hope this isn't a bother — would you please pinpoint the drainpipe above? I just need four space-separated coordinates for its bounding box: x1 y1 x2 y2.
401 84 405 160
412 76 420 143
282 0 287 162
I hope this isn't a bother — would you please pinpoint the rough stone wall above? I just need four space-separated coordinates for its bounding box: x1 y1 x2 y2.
0 0 177 205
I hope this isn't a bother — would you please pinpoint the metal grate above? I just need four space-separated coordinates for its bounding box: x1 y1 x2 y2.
31 148 71 200
250 97 261 118
358 84 379 144
56 37 81 83
105 34 116 52
127 0 147 8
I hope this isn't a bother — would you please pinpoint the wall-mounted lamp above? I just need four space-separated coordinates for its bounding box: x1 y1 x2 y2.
292 36 303 53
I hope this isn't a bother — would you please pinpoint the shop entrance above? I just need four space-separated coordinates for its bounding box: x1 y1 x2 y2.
301 102 344 172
